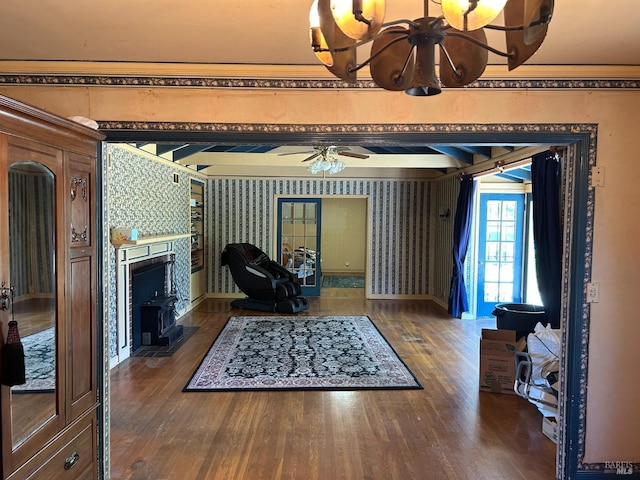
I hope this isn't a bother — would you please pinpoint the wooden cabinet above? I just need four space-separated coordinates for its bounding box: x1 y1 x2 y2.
0 96 104 479
190 179 206 302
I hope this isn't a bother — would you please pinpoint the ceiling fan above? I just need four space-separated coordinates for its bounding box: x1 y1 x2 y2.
278 146 369 163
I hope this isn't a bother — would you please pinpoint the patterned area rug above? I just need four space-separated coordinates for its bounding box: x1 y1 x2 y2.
322 275 365 288
13 327 55 393
184 315 422 392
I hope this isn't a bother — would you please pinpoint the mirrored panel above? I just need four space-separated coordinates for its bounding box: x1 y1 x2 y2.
8 161 56 449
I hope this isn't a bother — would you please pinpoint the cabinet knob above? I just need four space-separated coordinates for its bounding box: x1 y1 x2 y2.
64 451 80 470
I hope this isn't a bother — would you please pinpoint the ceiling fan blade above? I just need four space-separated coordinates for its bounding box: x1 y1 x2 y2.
301 152 322 162
338 151 369 159
277 150 316 156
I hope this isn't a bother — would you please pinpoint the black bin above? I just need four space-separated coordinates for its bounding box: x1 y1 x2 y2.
492 303 546 340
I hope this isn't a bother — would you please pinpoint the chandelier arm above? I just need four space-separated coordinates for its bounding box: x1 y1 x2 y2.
380 19 421 29
397 44 418 84
315 28 410 55
484 16 551 32
348 34 413 74
438 44 462 80
443 31 511 57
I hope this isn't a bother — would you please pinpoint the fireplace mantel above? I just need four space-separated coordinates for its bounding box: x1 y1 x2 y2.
111 232 190 248
111 233 189 367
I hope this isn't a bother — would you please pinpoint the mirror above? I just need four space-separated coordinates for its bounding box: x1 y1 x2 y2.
7 161 56 449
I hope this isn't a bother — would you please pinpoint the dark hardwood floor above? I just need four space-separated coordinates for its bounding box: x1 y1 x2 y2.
110 290 557 480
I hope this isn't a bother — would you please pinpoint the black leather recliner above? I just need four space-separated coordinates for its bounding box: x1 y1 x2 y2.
220 243 309 313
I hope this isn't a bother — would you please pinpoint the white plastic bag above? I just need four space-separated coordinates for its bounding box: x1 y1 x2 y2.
527 322 561 388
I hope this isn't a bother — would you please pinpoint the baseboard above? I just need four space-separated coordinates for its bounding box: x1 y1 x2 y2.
323 271 365 275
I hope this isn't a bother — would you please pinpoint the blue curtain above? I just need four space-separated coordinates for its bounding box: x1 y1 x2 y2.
531 151 561 328
448 175 476 317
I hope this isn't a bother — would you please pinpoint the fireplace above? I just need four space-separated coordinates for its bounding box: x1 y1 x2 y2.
111 234 191 366
131 260 183 352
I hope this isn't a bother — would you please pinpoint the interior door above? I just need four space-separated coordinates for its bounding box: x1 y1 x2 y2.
277 198 321 296
476 193 525 317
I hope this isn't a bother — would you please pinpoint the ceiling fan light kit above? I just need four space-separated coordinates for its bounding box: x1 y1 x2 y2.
279 146 368 175
309 0 554 96
308 157 347 175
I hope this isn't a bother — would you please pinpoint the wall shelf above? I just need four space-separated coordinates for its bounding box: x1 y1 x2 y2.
190 179 206 301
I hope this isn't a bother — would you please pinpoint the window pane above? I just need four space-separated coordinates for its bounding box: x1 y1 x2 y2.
485 262 500 282
498 283 513 302
502 201 517 221
486 222 501 241
487 201 502 220
486 242 500 261
305 203 317 220
484 283 499 302
500 242 515 262
499 263 514 282
501 222 516 242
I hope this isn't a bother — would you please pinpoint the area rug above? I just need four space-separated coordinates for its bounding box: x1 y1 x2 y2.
322 275 365 288
184 315 422 392
13 327 55 393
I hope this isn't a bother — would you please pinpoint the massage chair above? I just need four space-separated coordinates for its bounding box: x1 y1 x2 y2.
220 243 309 313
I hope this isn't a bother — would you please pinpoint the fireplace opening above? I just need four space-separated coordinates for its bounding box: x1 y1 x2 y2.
131 259 183 352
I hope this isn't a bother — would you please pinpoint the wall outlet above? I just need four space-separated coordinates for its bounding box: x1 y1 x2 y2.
591 166 605 187
586 282 600 303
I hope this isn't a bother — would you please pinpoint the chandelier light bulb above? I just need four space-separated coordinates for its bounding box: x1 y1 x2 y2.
441 0 508 31
330 0 385 40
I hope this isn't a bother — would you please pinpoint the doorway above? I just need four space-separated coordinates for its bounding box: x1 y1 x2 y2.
319 197 367 292
276 197 367 296
476 192 526 317
102 126 595 479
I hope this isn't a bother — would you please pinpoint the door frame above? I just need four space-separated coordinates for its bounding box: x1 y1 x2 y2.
103 124 597 479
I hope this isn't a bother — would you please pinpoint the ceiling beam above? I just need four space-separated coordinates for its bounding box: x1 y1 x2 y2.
428 146 473 164
458 146 492 159
172 144 215 161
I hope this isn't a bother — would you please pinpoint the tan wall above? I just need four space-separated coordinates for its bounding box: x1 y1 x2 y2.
321 198 366 274
2 84 639 464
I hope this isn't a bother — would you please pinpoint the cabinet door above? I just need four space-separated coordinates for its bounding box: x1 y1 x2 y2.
1 137 65 474
66 153 97 420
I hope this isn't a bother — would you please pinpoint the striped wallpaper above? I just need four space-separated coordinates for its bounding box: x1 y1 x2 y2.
430 176 460 306
208 178 431 297
8 168 55 298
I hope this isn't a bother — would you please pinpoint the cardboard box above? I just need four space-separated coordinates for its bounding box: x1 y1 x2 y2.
479 329 526 395
110 227 138 243
542 416 558 444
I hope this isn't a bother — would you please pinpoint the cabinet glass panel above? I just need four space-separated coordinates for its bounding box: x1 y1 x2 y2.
7 160 57 449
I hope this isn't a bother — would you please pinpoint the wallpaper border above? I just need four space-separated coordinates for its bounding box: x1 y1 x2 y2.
0 75 639 91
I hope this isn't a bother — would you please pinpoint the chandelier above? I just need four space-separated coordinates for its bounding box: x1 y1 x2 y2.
307 147 347 174
309 0 554 96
